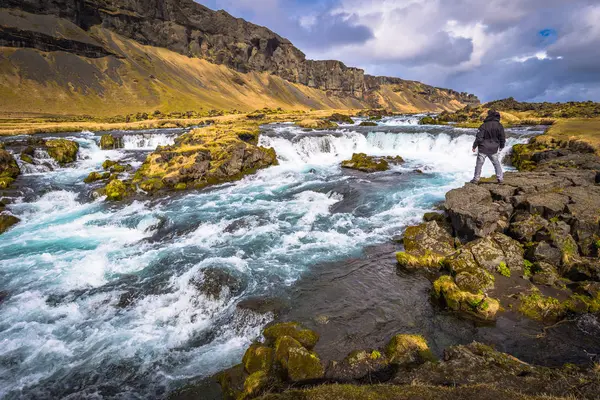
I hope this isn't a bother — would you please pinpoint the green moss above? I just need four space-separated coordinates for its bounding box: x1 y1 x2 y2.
396 251 445 271
100 134 123 150
0 177 15 189
264 322 319 350
341 153 389 173
242 371 269 399
0 214 20 235
45 139 79 165
370 350 382 360
359 121 378 127
242 344 273 375
0 149 21 179
564 294 600 314
523 260 534 277
518 288 564 322
84 171 111 183
286 347 324 382
20 154 34 164
432 275 500 321
385 334 435 365
105 179 128 201
140 178 164 193
274 336 303 369
327 113 354 124
497 262 511 277
103 160 119 170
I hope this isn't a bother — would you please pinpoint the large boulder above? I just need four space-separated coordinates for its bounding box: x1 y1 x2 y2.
325 349 391 382
396 221 455 271
263 322 319 350
443 250 495 293
190 268 246 301
0 149 20 180
385 334 435 366
0 214 20 235
341 153 389 173
563 185 600 256
242 344 273 375
445 184 512 241
45 139 79 165
432 275 500 321
100 134 124 150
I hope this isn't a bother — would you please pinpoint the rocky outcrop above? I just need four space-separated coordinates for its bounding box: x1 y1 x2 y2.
0 149 20 189
341 153 404 173
170 332 599 400
2 0 479 109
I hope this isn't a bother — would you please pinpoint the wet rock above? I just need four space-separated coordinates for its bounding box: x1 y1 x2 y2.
563 257 600 282
297 119 338 130
432 275 500 321
341 153 389 173
508 213 548 242
526 241 562 266
392 342 600 399
100 134 123 150
0 291 8 305
0 214 20 235
115 290 138 308
84 171 111 183
325 349 392 383
102 160 131 173
443 250 495 293
359 121 378 127
286 346 325 382
45 139 79 165
385 334 435 366
190 268 246 301
264 322 319 350
531 262 561 287
236 296 289 316
0 149 20 189
445 184 511 241
327 113 354 124
104 179 130 201
242 343 273 374
396 221 455 271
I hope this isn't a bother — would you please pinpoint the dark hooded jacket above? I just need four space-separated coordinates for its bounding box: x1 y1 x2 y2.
473 111 506 155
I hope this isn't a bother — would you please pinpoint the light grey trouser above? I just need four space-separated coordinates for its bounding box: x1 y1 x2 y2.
474 152 503 181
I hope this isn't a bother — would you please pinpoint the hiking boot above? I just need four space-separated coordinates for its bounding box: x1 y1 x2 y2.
497 179 504 184
470 179 479 184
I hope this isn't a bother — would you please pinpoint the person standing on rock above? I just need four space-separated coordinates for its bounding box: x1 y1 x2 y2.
471 109 506 184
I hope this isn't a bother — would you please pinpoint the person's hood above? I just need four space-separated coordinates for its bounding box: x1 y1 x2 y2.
484 111 501 122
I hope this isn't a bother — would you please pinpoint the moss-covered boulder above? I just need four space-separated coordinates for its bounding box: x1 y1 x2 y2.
443 250 495 293
325 349 390 382
432 275 500 321
274 336 304 369
102 160 130 173
104 179 130 201
396 221 456 271
287 346 324 382
327 113 354 124
385 334 435 366
517 288 564 322
508 214 549 242
0 214 20 235
241 371 270 399
190 268 246 301
341 153 389 173
84 171 111 184
297 119 338 130
139 178 164 193
264 322 319 350
242 344 273 375
45 139 79 165
359 121 378 127
0 177 15 190
100 134 123 150
0 149 20 184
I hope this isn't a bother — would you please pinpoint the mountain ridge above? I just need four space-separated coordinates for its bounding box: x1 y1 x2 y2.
0 0 479 115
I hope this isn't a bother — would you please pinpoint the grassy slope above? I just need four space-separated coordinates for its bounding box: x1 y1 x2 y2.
0 9 469 123
545 119 600 154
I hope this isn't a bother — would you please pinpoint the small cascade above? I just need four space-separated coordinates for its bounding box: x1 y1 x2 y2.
121 133 177 150
17 149 60 174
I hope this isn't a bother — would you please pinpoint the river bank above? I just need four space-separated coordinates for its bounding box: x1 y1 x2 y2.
171 120 600 400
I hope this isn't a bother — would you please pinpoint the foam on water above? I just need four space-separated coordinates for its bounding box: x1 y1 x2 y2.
0 123 539 398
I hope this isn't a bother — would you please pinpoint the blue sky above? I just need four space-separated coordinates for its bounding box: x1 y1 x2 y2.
198 0 600 102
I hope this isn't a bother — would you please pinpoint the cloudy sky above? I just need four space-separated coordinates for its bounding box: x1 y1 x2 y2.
199 0 600 102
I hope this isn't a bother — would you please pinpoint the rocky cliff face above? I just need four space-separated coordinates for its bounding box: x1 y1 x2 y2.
1 0 478 107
